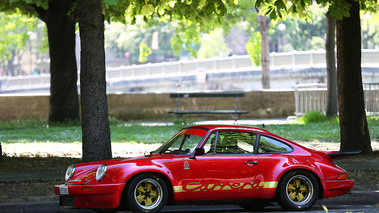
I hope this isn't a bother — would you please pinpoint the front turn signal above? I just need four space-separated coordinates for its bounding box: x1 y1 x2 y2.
337 172 348 180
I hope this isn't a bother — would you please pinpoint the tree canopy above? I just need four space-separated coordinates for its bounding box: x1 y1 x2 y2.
255 0 377 154
0 10 38 75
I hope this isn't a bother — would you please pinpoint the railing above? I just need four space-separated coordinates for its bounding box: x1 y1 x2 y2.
364 83 379 116
294 83 328 116
294 83 379 116
1 49 379 92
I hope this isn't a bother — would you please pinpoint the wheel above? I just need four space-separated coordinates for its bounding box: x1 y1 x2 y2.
125 173 168 213
277 170 319 211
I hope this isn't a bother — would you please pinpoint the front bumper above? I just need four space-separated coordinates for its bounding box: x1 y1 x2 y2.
322 179 354 198
54 183 126 209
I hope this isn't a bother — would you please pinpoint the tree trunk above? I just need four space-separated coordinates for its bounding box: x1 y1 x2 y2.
325 12 338 117
7 50 16 76
258 15 270 89
336 0 372 154
45 0 80 123
78 0 112 162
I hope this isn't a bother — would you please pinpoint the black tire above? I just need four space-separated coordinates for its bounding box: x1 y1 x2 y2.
125 173 168 213
277 170 319 211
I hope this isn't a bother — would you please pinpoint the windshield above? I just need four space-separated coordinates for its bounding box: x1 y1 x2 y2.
153 128 208 155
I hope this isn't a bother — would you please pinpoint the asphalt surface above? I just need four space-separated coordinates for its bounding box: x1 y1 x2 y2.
0 161 378 213
0 194 379 213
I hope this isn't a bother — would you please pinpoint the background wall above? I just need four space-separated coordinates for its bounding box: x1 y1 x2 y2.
0 90 295 122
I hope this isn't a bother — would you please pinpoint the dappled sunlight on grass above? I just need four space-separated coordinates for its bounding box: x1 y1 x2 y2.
255 122 341 142
1 117 379 156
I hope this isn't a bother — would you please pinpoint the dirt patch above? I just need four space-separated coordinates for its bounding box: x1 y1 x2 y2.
0 156 81 171
0 180 61 203
348 170 379 191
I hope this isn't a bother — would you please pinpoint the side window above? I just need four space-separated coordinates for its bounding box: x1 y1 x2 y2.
214 131 256 155
258 136 293 154
203 133 217 155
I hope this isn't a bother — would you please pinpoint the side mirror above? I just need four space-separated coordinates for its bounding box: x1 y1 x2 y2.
195 148 205 155
189 148 205 159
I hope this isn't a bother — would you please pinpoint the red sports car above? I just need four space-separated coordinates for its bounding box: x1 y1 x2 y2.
55 125 358 213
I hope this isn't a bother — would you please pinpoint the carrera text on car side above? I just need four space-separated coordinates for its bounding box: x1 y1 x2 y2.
55 125 359 213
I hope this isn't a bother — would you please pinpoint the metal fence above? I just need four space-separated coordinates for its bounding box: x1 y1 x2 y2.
364 83 379 116
2 49 379 92
294 83 328 116
294 83 379 116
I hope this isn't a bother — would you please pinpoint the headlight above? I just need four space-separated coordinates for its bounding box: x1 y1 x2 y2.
96 164 108 182
65 165 76 181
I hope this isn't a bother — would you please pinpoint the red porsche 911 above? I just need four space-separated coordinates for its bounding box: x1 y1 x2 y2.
55 125 358 213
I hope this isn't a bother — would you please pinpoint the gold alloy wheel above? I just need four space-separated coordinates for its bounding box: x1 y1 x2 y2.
286 175 314 205
134 178 163 210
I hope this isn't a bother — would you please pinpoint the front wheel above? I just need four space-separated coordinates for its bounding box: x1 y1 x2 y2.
125 173 168 213
277 170 319 211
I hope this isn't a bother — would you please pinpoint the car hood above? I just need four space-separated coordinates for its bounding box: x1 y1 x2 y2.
66 154 182 185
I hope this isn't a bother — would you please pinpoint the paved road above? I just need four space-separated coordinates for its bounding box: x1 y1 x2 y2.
1 203 378 213
1 191 378 213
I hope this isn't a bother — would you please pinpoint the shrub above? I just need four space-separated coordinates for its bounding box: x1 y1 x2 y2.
300 111 338 123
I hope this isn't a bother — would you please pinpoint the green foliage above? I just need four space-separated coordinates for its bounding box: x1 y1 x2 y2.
270 4 327 52
246 31 261 66
256 0 291 20
105 20 177 64
108 117 124 126
297 111 338 124
326 0 352 20
104 0 239 60
255 0 379 21
138 42 152 62
197 28 228 58
361 11 379 49
310 36 325 50
37 25 49 53
105 21 144 64
171 22 202 57
0 10 38 66
0 119 47 130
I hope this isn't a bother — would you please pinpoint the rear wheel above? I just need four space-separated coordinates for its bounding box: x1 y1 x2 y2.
125 173 168 213
277 170 319 210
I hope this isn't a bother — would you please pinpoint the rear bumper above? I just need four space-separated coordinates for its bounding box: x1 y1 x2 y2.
54 183 126 209
322 179 354 198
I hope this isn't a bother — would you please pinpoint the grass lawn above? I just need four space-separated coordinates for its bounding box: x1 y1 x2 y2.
1 117 379 143
1 117 379 156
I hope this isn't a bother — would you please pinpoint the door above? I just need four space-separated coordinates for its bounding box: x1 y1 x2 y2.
181 131 259 201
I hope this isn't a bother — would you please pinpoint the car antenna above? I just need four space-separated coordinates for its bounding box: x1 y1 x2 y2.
261 124 265 129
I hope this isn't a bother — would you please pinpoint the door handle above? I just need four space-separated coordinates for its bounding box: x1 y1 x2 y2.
244 160 258 165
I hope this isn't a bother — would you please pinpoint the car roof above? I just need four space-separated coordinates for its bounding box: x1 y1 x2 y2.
185 125 272 134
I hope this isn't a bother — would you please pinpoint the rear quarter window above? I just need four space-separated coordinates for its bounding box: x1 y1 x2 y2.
258 135 293 154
